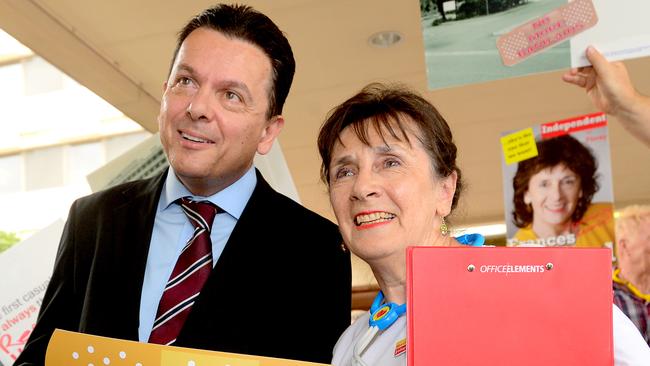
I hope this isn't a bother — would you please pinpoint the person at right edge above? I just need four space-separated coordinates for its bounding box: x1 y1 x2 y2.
613 205 650 346
15 4 350 365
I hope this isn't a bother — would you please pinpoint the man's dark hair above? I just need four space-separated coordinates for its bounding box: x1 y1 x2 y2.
170 4 295 119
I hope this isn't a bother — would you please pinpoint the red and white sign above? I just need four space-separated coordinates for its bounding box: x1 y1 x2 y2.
0 221 62 365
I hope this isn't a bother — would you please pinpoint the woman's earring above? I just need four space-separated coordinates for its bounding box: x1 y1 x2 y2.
440 216 449 236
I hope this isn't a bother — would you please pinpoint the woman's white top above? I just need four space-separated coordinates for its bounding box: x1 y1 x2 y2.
613 304 650 365
332 303 650 365
332 312 406 366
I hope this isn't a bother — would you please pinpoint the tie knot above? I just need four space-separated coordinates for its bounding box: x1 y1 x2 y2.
179 198 219 231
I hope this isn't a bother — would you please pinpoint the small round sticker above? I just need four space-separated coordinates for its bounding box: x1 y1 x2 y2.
372 305 390 321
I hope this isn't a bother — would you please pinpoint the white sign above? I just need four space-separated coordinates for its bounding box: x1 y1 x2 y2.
443 1 456 12
571 0 650 66
0 220 63 365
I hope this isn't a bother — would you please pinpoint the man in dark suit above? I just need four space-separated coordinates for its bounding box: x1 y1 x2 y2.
16 4 351 365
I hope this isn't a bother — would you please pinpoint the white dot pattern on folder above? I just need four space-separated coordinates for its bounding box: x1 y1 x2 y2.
65 344 239 365
69 347 141 365
58 333 258 366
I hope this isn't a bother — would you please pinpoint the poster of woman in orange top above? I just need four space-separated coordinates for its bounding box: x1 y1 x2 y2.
502 112 615 249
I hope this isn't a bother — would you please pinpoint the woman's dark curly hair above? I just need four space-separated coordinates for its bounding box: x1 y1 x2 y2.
512 134 599 228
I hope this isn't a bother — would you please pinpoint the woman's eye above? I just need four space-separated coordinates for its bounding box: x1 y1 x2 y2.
562 178 576 186
384 159 400 168
334 168 354 180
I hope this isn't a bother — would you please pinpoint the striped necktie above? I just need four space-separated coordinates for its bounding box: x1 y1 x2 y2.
148 198 219 345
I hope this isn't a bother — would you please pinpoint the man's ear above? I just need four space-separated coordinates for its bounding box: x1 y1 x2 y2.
158 82 169 129
257 115 285 155
436 171 458 217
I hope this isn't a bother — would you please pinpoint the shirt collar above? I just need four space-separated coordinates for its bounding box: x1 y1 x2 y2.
613 268 650 302
160 166 257 220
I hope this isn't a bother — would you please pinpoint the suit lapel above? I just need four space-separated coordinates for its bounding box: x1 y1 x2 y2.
213 170 275 266
110 171 166 338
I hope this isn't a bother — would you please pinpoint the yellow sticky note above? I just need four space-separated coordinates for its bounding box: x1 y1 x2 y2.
500 128 538 165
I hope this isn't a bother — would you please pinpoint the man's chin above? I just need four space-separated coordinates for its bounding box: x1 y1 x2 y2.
170 163 213 180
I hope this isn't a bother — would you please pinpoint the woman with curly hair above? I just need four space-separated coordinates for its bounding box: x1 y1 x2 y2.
509 134 614 247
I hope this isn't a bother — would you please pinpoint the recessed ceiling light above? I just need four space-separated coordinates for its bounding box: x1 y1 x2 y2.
368 31 402 48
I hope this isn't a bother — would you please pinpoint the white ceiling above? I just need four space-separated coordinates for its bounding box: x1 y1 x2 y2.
1 0 649 230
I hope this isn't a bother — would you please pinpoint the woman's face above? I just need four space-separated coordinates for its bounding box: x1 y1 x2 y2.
328 118 456 264
524 163 582 228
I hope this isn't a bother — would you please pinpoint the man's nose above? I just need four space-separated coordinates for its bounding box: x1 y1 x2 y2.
186 89 214 121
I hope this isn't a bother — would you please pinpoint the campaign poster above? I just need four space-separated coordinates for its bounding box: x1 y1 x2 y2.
500 112 614 249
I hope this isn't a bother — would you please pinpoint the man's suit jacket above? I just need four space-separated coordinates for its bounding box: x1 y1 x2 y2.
17 170 351 365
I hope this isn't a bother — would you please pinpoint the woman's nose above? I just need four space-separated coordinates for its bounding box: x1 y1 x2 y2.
350 169 379 201
550 182 563 200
